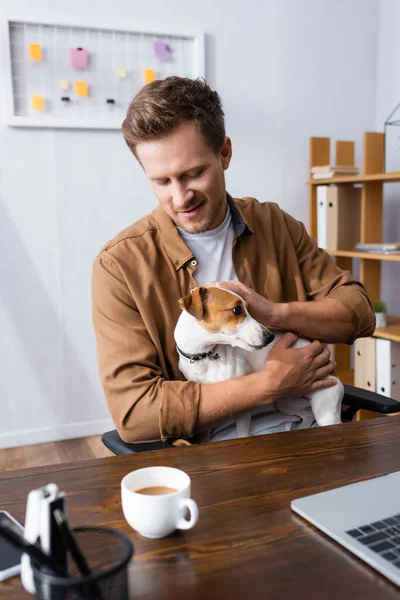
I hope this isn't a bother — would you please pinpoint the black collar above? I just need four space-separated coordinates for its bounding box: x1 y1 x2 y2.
176 345 220 364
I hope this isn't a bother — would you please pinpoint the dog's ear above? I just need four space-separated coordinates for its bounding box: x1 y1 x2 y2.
178 287 207 321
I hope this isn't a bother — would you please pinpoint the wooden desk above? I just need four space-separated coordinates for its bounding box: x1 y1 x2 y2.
1 417 400 599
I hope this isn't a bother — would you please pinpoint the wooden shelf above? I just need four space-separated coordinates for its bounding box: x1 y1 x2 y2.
309 134 399 421
373 316 400 343
329 250 400 261
309 171 400 185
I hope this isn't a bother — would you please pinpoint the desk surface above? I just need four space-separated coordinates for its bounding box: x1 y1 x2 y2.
1 417 400 599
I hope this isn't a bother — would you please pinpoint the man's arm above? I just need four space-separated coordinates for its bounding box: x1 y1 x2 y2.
215 209 375 344
210 284 361 344
92 254 199 444
281 208 375 342
270 298 356 343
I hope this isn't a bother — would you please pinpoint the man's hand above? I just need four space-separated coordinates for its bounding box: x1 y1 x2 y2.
261 332 337 401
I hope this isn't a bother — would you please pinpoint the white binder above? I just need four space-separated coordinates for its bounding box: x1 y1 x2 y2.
317 186 328 249
326 185 361 250
376 339 400 401
354 337 376 392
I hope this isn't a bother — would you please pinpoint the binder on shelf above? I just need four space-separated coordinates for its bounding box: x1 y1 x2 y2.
316 185 361 251
376 339 400 401
317 186 328 249
326 185 361 251
354 337 376 392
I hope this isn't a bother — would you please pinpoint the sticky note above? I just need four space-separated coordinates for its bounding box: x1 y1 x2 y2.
75 81 88 97
32 95 44 111
29 44 42 61
59 80 69 90
70 48 88 68
117 67 127 78
154 42 170 61
144 69 156 84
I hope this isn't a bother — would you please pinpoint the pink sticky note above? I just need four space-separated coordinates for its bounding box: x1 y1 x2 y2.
70 48 88 68
154 42 170 61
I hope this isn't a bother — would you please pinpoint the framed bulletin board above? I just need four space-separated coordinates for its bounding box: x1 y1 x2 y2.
0 14 205 129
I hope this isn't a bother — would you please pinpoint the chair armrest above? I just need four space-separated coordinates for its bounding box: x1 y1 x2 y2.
102 430 171 455
343 384 400 415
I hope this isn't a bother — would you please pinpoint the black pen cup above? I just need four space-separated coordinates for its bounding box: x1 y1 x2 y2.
32 526 133 600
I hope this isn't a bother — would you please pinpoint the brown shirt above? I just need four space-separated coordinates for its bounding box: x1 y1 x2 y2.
92 196 375 444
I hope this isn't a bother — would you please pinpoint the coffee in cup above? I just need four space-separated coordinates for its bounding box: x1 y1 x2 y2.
135 486 178 495
121 466 198 538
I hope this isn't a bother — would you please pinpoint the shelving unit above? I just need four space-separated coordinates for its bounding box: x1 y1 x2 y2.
308 133 400 415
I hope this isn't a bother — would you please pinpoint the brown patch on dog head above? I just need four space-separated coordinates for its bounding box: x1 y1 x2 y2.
178 287 208 321
179 286 248 333
199 287 247 333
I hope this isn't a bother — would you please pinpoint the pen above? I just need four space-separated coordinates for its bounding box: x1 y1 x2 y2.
53 509 91 576
53 509 104 600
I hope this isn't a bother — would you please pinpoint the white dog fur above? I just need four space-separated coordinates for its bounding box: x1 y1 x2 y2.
174 286 343 438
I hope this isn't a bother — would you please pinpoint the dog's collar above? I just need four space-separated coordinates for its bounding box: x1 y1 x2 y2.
176 345 220 364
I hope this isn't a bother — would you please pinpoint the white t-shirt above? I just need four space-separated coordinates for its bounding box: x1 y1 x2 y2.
178 208 303 441
177 207 237 286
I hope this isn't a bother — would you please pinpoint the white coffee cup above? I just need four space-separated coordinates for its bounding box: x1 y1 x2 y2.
121 466 199 538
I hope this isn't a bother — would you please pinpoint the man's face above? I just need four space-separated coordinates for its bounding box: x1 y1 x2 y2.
136 121 232 233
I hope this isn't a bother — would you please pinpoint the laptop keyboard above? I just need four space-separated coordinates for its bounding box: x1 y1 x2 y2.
347 514 400 567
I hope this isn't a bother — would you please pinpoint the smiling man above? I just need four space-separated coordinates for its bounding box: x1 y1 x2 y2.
143 121 228 234
92 77 375 445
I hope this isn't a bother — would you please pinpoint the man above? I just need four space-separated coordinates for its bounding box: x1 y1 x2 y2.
92 77 375 445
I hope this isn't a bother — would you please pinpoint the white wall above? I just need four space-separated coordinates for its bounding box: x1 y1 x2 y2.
375 0 400 316
0 0 379 448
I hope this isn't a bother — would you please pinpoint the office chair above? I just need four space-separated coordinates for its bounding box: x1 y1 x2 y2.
101 384 400 455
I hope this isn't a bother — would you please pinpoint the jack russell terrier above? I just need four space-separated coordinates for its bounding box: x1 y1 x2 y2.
174 286 343 438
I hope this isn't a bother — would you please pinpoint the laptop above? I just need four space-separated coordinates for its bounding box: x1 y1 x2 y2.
291 471 400 587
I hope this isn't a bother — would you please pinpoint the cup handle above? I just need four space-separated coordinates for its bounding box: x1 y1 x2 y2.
176 498 199 530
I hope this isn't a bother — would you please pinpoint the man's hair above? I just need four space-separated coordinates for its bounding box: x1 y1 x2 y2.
121 76 225 157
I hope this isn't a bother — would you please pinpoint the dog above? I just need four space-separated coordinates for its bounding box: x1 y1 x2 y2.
174 286 343 438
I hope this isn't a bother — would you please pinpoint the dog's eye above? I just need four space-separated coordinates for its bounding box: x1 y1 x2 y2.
232 305 242 316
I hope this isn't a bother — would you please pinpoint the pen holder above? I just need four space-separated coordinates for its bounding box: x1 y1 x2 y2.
32 526 133 600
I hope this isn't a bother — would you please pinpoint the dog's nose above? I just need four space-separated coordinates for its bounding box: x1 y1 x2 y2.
263 329 275 345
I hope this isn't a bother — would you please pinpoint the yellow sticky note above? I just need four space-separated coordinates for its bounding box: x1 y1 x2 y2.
117 67 126 78
59 80 69 90
144 69 156 84
32 95 44 111
75 81 88 97
29 44 42 61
